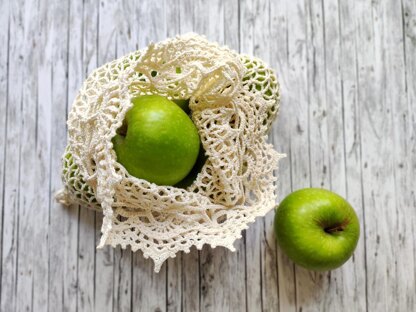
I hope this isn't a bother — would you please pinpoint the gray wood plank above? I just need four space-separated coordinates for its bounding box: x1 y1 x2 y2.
402 1 416 309
166 253 182 312
47 1 80 312
132 254 166 312
14 0 52 310
182 250 200 312
1 0 26 310
178 0 194 34
113 248 132 312
49 0 85 311
269 1 298 311
355 0 399 310
0 0 9 305
46 0 70 309
383 0 416 310
224 0 240 51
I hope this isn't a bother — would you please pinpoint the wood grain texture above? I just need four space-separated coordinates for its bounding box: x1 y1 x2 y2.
0 0 415 311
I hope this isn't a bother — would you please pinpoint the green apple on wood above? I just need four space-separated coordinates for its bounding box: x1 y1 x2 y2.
274 188 360 271
112 95 200 186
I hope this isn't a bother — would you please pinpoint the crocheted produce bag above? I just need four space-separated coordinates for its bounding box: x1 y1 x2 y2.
56 34 284 272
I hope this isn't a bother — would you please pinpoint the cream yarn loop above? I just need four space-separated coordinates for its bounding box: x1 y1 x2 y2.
58 34 284 272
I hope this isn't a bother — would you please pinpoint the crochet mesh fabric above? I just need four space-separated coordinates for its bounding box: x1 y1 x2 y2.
56 34 284 272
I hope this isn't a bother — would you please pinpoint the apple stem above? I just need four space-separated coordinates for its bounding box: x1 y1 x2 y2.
324 225 344 233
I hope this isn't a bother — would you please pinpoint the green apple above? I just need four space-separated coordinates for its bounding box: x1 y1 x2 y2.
274 188 360 271
112 95 200 186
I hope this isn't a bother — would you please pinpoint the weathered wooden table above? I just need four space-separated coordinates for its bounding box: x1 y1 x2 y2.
1 0 415 311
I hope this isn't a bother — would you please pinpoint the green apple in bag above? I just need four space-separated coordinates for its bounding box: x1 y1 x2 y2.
112 95 200 186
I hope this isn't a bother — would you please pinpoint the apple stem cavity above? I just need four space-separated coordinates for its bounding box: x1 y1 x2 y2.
324 219 350 234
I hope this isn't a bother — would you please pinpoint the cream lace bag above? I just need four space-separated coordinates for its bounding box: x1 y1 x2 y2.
56 34 284 272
